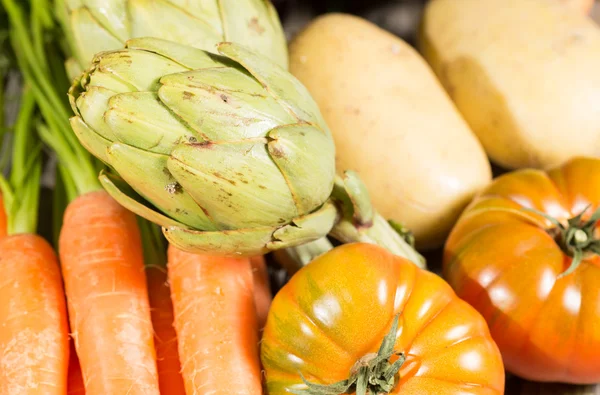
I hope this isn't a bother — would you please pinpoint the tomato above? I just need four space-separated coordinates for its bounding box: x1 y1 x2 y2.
444 157 600 384
261 243 504 394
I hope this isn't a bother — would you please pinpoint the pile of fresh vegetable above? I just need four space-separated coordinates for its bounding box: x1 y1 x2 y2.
1 0 599 394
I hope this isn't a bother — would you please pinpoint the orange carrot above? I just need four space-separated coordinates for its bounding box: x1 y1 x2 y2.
0 194 6 239
0 234 70 394
67 342 85 395
250 255 272 331
168 246 262 394
59 191 160 395
146 265 185 394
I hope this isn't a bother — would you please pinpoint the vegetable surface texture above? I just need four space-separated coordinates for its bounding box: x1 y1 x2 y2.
0 86 69 395
0 194 6 238
288 13 491 250
66 342 85 395
0 235 70 394
60 191 160 394
261 243 505 394
250 255 273 330
420 0 600 170
68 37 337 257
146 265 185 394
444 156 600 383
56 0 288 76
167 246 263 394
561 0 595 13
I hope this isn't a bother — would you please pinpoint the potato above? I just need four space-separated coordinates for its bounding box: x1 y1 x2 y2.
560 0 595 14
420 0 600 170
288 13 491 250
561 0 595 14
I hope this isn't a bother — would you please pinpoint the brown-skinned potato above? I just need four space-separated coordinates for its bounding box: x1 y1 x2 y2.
420 0 600 170
289 13 491 250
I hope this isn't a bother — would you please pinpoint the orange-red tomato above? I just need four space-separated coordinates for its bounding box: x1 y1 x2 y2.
261 243 504 394
444 157 600 384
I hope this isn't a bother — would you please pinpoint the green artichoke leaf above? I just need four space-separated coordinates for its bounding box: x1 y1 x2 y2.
158 69 294 141
105 92 201 154
99 170 185 228
82 0 129 43
168 140 298 230
267 124 336 215
70 116 112 164
125 38 224 70
88 49 189 93
269 201 338 250
64 0 84 9
75 86 118 141
217 42 329 132
108 143 218 230
129 0 223 52
68 77 84 116
165 65 262 96
162 0 222 33
219 0 288 69
163 224 276 257
70 8 123 69
65 58 83 84
82 68 134 95
56 0 83 77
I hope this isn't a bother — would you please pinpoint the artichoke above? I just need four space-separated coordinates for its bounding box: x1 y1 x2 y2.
55 0 288 78
68 38 338 256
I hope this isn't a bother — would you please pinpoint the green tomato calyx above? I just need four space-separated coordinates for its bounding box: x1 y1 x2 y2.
528 205 600 278
293 314 405 395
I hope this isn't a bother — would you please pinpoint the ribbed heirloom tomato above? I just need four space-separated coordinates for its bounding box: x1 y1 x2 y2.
261 243 504 394
444 157 600 384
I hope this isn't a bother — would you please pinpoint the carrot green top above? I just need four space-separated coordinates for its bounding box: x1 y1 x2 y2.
0 88 41 235
3 0 100 201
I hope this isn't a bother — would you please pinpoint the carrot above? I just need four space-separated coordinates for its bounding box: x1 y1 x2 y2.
0 82 69 394
250 255 272 331
6 1 159 392
67 342 85 395
146 265 185 394
168 246 263 394
0 194 7 239
59 191 160 395
0 234 70 394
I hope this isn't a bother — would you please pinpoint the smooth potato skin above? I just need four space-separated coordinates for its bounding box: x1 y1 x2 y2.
289 13 491 249
560 0 595 14
420 0 600 170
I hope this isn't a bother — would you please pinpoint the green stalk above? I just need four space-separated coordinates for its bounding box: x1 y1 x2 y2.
295 314 405 395
0 87 42 235
2 0 71 122
138 216 167 268
329 171 427 269
51 161 73 247
0 73 7 173
5 0 101 199
9 88 36 187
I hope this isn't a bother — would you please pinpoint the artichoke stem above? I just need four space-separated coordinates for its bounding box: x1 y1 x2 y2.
329 171 426 269
330 214 426 269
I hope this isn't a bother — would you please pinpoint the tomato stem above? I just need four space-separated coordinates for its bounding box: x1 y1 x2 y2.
293 314 405 395
527 205 600 278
